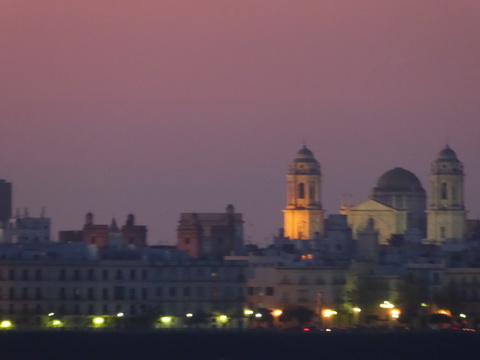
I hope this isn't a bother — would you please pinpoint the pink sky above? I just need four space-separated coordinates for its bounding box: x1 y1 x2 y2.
1 0 480 244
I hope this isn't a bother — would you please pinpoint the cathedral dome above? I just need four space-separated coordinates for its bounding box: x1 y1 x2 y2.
437 145 458 161
375 167 423 192
293 146 317 163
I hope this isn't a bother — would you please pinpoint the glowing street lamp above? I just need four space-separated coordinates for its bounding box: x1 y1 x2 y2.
93 317 105 325
218 315 228 323
161 316 172 324
322 309 337 318
353 307 361 313
273 309 283 317
380 301 394 309
0 320 12 329
391 309 400 319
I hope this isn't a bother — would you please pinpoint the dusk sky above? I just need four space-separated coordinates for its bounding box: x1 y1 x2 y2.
2 0 479 245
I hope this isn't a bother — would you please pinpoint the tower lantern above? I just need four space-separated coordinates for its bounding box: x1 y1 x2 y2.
426 145 466 243
282 146 325 239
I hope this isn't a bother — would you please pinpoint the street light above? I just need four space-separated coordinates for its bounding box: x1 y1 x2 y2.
322 309 337 318
391 309 400 319
273 309 283 317
380 301 394 309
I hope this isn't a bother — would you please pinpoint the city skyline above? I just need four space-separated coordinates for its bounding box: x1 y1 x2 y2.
2 1 480 244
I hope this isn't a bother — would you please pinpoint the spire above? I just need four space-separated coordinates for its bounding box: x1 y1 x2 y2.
109 218 120 232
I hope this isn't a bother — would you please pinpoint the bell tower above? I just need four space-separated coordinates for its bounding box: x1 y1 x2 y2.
426 145 466 243
282 146 325 239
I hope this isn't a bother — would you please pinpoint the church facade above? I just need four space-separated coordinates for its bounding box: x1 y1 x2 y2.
283 145 467 244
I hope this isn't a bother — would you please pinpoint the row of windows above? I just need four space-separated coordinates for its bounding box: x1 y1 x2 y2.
0 286 244 301
0 267 243 282
449 276 480 285
279 276 345 285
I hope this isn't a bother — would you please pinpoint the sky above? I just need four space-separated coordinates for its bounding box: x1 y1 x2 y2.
1 0 480 245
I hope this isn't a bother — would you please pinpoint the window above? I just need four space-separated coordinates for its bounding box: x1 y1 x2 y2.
22 288 28 300
102 269 109 280
169 287 176 297
183 287 190 297
102 288 109 300
129 288 136 300
156 287 163 297
184 238 190 244
35 269 42 281
114 287 125 301
309 184 315 200
22 269 29 280
130 269 136 280
87 269 94 280
59 269 66 280
9 269 15 280
141 288 147 300
298 183 305 199
266 287 274 296
441 183 448 200
116 269 122 280
59 288 66 300
74 269 80 281
73 288 81 300
142 269 147 280
87 288 94 300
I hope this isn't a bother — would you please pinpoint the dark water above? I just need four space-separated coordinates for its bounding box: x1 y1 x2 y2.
0 330 478 360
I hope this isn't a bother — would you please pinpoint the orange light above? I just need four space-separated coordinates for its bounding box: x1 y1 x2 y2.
323 309 337 318
273 309 283 317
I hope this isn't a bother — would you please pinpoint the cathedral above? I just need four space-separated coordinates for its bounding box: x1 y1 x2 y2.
283 145 466 245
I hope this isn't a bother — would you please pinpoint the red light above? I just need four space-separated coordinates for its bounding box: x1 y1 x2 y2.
303 327 310 332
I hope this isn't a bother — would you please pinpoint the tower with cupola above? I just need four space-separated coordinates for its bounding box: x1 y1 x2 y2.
282 146 325 239
426 145 466 243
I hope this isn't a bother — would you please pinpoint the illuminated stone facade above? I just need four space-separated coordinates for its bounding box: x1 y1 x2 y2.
283 146 324 240
426 145 466 243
